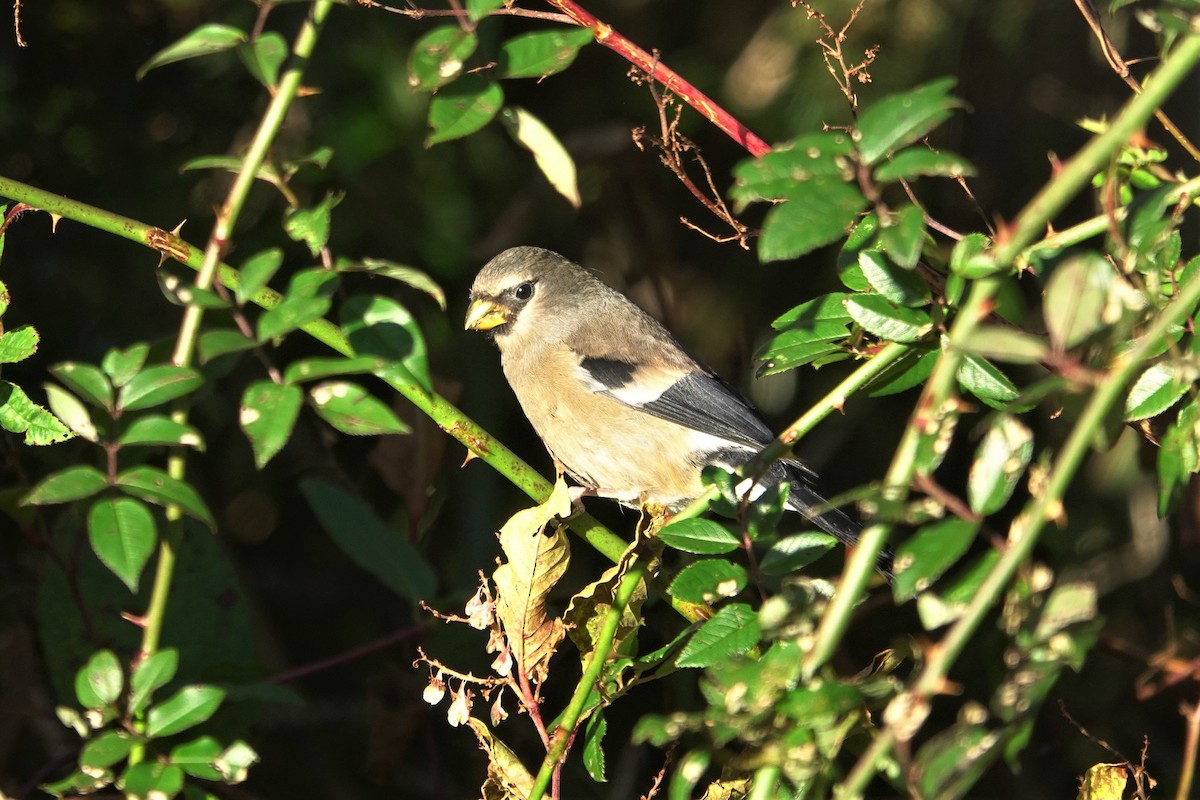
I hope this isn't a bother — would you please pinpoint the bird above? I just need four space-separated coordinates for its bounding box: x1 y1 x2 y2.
465 246 889 577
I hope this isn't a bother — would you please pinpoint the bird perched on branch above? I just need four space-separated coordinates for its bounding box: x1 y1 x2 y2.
465 246 889 577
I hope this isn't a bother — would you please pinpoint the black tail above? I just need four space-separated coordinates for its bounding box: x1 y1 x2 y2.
786 479 894 581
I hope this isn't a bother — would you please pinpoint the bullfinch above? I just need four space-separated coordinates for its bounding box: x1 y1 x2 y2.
465 246 886 575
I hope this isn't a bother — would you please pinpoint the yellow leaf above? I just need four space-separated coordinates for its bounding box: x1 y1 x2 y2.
501 106 581 208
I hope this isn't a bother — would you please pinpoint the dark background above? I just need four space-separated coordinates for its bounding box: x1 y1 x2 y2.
0 1 1195 797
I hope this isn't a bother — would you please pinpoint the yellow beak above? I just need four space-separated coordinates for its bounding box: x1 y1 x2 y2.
464 298 509 331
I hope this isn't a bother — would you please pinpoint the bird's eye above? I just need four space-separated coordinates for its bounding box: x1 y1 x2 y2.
513 281 535 301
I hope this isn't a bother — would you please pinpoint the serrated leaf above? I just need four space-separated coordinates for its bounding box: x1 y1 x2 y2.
846 293 932 343
284 192 343 257
301 479 436 601
334 257 446 309
859 249 928 306
668 560 748 604
239 381 303 468
759 532 837 575
880 203 927 269
116 365 203 412
408 25 477 91
101 344 150 387
583 710 607 783
949 232 998 278
968 415 1033 515
425 74 504 147
676 603 759 668
892 517 979 603
874 147 975 182
496 28 593 79
0 381 73 444
236 248 284 305
137 23 247 80
50 362 114 409
81 731 135 771
169 736 223 781
502 106 580 208
75 649 123 710
1044 254 1114 351
565 551 645 660
146 685 226 738
1124 360 1191 420
198 329 257 363
956 354 1020 408
755 324 850 375
129 649 179 716
856 78 961 164
45 382 99 441
115 465 217 531
657 517 740 554
0 324 38 363
22 465 108 505
958 325 1048 365
88 496 157 593
731 133 856 206
117 415 205 450
310 381 410 436
493 478 572 681
238 31 287 88
770 293 853 330
757 179 868 262
341 294 433 391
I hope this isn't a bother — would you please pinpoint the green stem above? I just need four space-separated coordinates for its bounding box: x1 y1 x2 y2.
833 33 1200 797
527 553 650 800
747 764 782 800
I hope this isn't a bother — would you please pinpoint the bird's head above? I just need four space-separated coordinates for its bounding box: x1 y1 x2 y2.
465 246 593 343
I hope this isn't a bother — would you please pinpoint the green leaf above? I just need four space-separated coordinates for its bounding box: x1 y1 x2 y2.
0 381 73 444
239 381 303 468
958 325 1049 365
497 27 593 79
198 329 257 362
880 203 928 269
770 293 853 330
215 740 259 784
257 281 334 341
75 649 123 710
88 496 157 593
867 348 937 397
731 133 856 206
301 479 436 601
102 344 150 388
145 684 226 738
968 415 1033 515
676 603 759 668
122 762 186 799
157 270 231 309
874 147 975 182
916 551 998 630
466 0 505 18
0 277 7 315
116 365 204 412
238 31 287 88
949 232 998 278
310 381 410 436
657 518 740 554
282 356 381 384
1043 254 1114 351
755 324 850 376
582 710 607 783
80 730 134 770
169 736 223 781
759 532 838 575
39 769 109 797
668 560 748 604
1124 360 1191 421
22 465 108 506
893 517 979 603
45 382 99 442
859 249 928 306
757 179 868 262
912 723 1002 800
846 294 932 342
284 192 343 257
425 74 504 146
1157 399 1199 516
341 294 433 391
129 649 179 716
956 354 1020 409
51 362 114 409
0 324 38 363
856 78 961 164
408 25 477 91
778 681 863 728
137 23 247 80
235 248 284 304
334 257 446 310
115 466 217 531
501 106 581 208
117 415 205 450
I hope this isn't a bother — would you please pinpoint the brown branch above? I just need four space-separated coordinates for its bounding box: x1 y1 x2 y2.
355 0 574 25
543 0 771 157
13 0 26 47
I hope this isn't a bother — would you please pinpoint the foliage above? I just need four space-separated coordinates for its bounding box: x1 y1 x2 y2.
1 1 1199 799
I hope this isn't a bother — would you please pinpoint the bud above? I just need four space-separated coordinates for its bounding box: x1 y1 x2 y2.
422 674 447 705
490 692 509 725
447 686 472 727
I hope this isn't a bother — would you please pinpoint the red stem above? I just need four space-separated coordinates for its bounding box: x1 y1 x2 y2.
543 0 772 157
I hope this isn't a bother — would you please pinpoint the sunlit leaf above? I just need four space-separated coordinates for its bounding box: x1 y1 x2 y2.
51 362 114 409
856 78 962 164
146 684 226 738
425 74 504 147
874 147 975 182
88 496 157 593
129 649 179 716
334 257 446 309
408 25 477 91
240 381 303 468
846 293 932 343
0 324 38 363
310 380 410 436
284 192 343 257
501 106 580 208
45 382 99 442
657 518 740 554
893 517 979 603
117 415 205 450
1124 359 1191 421
137 23 247 80
236 247 284 304
115 465 217 531
676 603 759 668
496 28 593 79
0 381 73 445
238 31 288 89
22 465 108 505
75 649 122 710
668 559 748 604
968 415 1033 515
116 365 204 412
